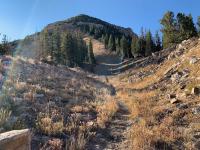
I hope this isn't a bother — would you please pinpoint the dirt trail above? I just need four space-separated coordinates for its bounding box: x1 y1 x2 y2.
84 37 121 76
83 37 132 149
87 101 132 150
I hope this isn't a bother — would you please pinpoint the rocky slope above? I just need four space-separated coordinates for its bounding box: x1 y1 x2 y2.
109 37 200 149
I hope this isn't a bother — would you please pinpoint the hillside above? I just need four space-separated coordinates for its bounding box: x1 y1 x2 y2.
13 14 136 61
46 14 136 38
108 37 200 149
1 34 200 149
0 56 119 149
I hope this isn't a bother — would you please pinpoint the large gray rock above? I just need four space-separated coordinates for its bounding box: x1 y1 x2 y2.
0 129 31 150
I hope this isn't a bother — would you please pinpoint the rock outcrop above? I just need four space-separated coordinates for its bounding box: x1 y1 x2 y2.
0 129 31 150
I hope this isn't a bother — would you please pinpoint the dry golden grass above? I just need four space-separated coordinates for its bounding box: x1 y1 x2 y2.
0 108 11 127
127 60 175 89
36 113 64 136
118 89 157 119
96 96 119 128
65 114 90 150
129 121 155 150
110 53 186 148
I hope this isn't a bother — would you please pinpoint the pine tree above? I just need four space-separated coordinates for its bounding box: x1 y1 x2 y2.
154 31 162 52
60 33 74 67
140 28 146 56
41 29 51 57
197 16 200 36
160 11 178 48
176 13 198 41
104 34 109 49
161 11 198 48
108 35 116 51
88 39 96 64
101 34 105 42
145 30 153 56
1 34 9 55
131 36 138 57
120 36 128 58
52 29 61 62
135 38 141 56
115 37 121 54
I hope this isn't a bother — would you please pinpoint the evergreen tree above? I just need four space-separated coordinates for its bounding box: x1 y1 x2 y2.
52 29 61 62
101 34 105 42
135 38 141 56
145 30 153 56
140 28 146 56
41 29 51 56
160 11 178 48
176 13 198 41
108 35 116 51
115 37 121 54
161 11 198 48
131 36 139 57
88 39 96 64
197 16 200 36
154 31 162 52
1 34 9 55
120 36 129 58
60 33 74 67
104 34 109 49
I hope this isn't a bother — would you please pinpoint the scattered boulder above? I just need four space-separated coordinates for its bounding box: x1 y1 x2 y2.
191 87 200 95
167 94 180 104
176 103 188 110
179 83 187 90
170 98 179 104
167 94 176 99
189 56 199 64
192 105 200 115
182 69 190 78
87 121 94 127
171 72 182 83
164 63 180 77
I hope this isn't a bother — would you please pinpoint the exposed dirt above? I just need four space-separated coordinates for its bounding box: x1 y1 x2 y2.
84 38 132 149
84 37 121 76
87 101 131 150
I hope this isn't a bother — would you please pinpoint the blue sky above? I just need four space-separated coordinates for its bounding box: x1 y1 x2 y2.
0 0 199 40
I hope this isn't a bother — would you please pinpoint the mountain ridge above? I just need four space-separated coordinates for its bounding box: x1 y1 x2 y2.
45 14 136 38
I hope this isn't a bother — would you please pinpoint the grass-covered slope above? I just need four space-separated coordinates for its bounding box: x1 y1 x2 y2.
110 38 200 149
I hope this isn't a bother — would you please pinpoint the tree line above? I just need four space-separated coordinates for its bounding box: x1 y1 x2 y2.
39 29 96 67
100 28 162 59
76 17 163 59
0 34 10 55
76 12 200 60
161 11 200 48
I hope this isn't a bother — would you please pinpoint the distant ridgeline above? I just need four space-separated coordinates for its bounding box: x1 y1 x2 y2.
65 15 137 57
13 14 137 67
